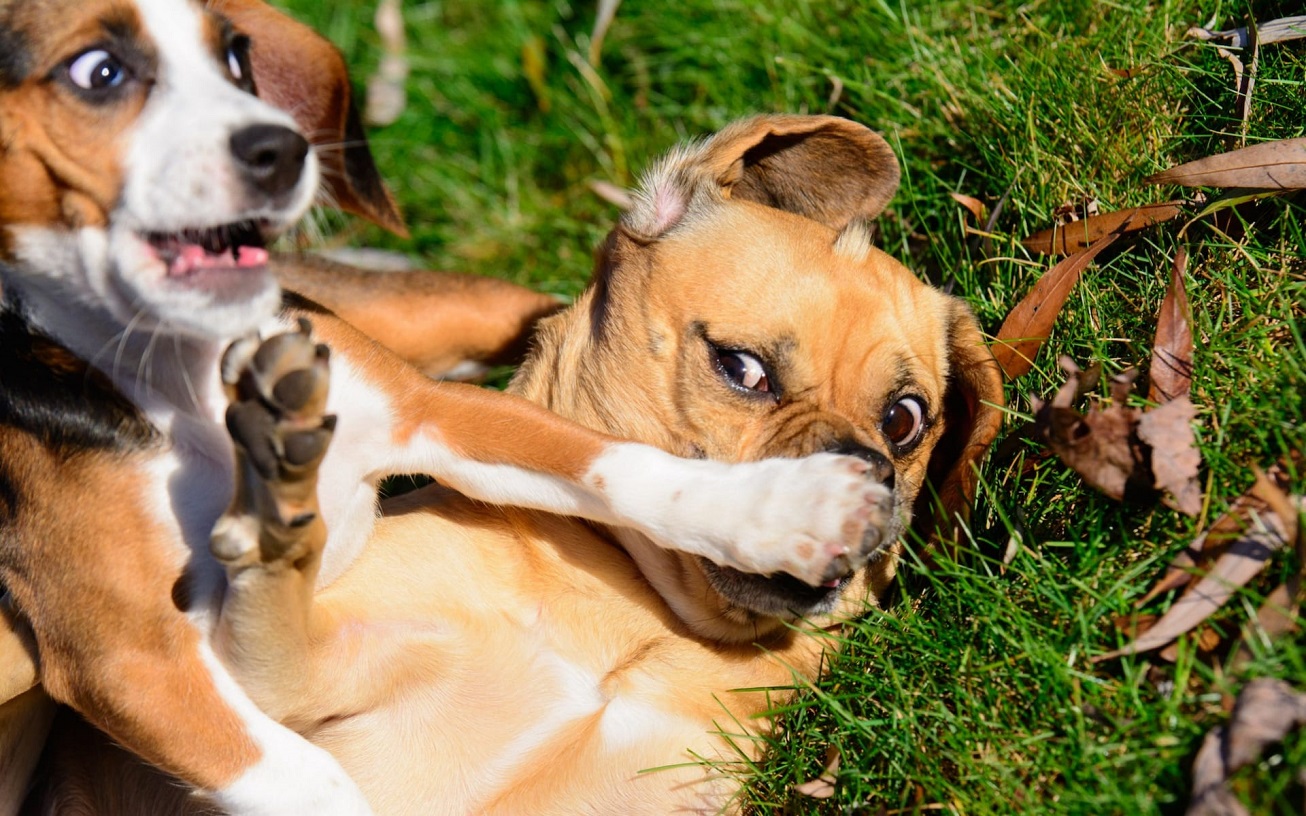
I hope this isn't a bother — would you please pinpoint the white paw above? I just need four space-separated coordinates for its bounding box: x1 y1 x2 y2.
589 447 894 587
711 453 894 586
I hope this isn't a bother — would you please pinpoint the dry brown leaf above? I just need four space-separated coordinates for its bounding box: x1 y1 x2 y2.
1095 471 1296 662
1187 15 1306 47
1188 726 1247 816
1138 397 1202 516
1138 463 1298 606
1033 362 1202 515
1033 365 1151 503
1149 247 1195 404
1147 138 1306 190
950 192 989 223
1021 202 1185 256
993 233 1119 380
1188 679 1306 816
794 746 841 800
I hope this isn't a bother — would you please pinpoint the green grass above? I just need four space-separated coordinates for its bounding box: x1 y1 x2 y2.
273 0 1305 812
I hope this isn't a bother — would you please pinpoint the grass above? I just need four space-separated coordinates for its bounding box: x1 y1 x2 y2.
273 0 1305 812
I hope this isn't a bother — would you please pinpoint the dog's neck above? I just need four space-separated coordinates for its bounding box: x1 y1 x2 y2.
511 287 690 457
2 268 233 428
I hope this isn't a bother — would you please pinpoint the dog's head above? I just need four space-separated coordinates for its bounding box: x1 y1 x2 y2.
0 0 401 340
515 115 1004 642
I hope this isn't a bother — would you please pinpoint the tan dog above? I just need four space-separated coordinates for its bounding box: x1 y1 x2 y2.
0 3 891 812
31 115 1003 814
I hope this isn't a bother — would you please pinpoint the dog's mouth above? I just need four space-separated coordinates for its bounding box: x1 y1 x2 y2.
698 558 851 619
142 220 271 278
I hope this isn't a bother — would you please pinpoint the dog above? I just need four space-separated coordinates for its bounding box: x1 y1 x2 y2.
26 114 1005 814
0 2 893 812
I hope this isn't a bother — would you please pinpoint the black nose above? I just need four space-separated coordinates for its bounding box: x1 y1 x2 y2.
829 442 895 490
230 124 310 200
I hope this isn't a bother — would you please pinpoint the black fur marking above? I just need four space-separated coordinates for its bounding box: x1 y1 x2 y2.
0 304 159 456
0 22 32 87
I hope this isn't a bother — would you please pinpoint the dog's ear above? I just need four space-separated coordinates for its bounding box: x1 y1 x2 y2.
912 302 1005 544
624 114 899 239
213 0 408 237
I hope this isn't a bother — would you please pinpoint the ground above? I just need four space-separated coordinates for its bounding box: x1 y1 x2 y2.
274 1 1305 812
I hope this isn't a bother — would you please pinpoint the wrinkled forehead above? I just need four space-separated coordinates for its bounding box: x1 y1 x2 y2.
0 0 225 86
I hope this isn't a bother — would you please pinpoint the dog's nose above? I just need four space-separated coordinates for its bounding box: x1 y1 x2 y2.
828 442 894 490
230 124 310 199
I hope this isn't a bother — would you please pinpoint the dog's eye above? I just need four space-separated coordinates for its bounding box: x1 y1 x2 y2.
716 350 770 393
882 396 926 449
68 50 127 91
226 35 252 84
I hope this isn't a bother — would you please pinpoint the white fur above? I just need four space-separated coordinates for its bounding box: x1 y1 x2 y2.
201 647 374 816
584 447 892 586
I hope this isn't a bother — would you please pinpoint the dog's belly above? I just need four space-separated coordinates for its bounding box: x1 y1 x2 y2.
303 486 810 815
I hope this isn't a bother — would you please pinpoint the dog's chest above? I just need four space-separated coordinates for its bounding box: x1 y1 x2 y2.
0 305 235 604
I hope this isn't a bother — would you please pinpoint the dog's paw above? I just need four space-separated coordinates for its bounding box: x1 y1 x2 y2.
719 453 894 586
211 319 335 568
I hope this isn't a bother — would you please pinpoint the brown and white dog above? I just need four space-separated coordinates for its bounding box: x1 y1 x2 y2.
26 115 1004 813
0 2 893 813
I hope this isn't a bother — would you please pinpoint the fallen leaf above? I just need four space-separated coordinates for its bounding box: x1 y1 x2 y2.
1021 202 1185 256
1032 365 1153 504
950 192 989 223
1095 470 1296 662
794 746 841 799
1147 138 1306 190
1188 727 1248 816
1138 462 1298 606
1188 679 1306 816
1033 361 1203 514
1137 397 1202 516
1187 15 1306 48
1148 247 1194 404
993 233 1119 379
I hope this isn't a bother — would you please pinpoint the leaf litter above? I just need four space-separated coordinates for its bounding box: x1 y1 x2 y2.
1031 358 1202 517
1095 462 1301 662
992 232 1120 380
1187 679 1306 816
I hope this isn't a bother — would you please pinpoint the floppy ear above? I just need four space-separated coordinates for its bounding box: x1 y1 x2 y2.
624 114 900 239
912 302 1005 544
212 0 408 237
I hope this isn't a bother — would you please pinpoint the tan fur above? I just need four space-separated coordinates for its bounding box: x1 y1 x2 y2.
0 0 148 243
273 256 561 379
68 116 997 813
0 437 262 790
17 96 1003 814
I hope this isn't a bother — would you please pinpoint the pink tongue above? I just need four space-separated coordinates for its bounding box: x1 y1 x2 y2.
168 244 269 277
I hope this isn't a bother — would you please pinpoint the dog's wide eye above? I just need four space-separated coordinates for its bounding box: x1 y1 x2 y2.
882 396 926 449
226 35 252 85
716 350 770 393
68 50 127 91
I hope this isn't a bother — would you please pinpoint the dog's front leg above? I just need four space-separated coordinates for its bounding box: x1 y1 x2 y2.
306 308 891 589
209 321 337 724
